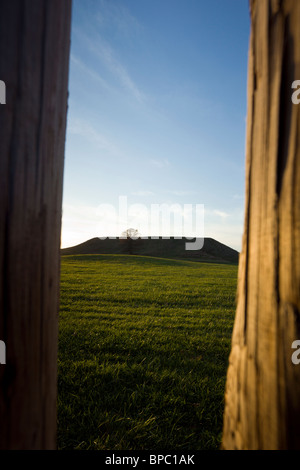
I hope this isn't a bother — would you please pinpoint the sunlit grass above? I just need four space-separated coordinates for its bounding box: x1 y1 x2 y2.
57 254 237 450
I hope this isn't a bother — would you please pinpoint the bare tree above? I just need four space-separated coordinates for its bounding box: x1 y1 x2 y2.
121 228 141 240
0 0 72 449
222 0 300 450
120 228 141 255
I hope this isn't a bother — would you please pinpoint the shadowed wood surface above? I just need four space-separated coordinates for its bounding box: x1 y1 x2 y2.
222 0 300 450
0 0 72 449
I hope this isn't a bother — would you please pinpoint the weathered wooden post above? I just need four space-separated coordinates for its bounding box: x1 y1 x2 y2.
0 0 72 449
222 0 300 449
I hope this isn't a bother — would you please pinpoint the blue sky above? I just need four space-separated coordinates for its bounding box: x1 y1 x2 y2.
61 0 251 251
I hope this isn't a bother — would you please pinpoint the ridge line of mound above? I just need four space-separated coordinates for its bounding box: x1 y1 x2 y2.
61 237 239 265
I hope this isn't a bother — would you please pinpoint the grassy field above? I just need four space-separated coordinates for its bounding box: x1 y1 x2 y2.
57 254 238 450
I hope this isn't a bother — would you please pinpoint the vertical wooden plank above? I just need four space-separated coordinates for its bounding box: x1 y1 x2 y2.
0 0 72 449
222 0 300 449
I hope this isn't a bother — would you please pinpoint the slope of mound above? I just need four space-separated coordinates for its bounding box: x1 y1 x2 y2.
61 237 239 265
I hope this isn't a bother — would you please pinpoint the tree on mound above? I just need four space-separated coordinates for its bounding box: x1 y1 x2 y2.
120 228 141 254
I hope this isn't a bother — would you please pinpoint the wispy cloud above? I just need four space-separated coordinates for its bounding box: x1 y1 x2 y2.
164 190 198 196
131 190 155 197
70 54 112 93
213 210 230 219
96 0 143 39
149 158 170 169
73 26 145 104
233 193 245 200
93 39 145 103
67 118 121 157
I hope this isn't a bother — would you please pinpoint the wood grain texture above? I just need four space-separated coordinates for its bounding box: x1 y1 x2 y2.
0 0 72 449
222 0 300 450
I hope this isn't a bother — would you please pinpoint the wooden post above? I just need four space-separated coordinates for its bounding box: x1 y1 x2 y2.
222 0 300 449
0 0 72 449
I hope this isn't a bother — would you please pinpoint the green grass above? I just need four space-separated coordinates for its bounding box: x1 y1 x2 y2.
57 254 238 450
